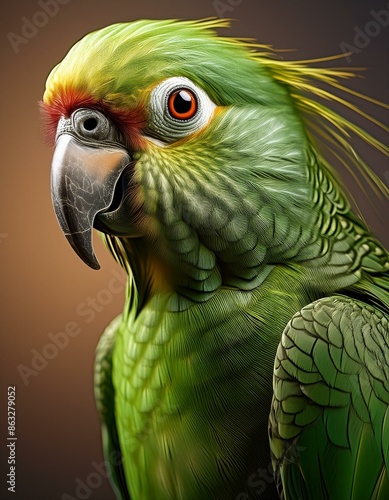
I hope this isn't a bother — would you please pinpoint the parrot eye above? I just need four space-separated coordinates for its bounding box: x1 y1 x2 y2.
72 108 113 142
147 77 216 143
168 89 197 120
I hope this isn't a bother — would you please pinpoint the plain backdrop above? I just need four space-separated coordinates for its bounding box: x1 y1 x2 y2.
0 1 388 499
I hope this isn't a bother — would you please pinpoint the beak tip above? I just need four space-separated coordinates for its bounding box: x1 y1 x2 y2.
78 250 101 271
75 252 101 270
90 261 101 271
64 232 101 271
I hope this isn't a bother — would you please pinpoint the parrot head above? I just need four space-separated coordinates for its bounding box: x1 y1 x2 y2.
42 19 387 307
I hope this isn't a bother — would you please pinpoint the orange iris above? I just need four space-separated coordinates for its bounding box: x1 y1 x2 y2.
168 89 197 119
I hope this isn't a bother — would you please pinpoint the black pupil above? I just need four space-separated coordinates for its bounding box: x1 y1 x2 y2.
83 117 98 131
173 91 193 114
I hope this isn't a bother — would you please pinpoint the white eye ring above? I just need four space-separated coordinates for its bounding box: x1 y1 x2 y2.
147 77 216 143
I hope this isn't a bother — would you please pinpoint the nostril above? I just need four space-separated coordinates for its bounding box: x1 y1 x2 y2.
72 108 112 141
83 117 98 131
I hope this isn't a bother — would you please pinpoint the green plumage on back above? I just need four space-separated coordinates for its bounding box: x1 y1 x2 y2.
43 19 388 499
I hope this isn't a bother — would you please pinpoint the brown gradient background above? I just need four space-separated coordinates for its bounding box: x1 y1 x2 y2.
0 0 388 499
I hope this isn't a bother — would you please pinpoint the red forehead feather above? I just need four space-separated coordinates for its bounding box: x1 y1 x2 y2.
40 87 146 149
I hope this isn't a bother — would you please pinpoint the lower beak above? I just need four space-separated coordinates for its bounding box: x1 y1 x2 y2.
50 134 131 269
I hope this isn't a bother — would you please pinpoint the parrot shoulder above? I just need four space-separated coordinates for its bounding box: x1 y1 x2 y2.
94 315 131 500
269 295 389 499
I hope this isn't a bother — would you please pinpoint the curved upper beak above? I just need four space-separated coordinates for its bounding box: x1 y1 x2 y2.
50 134 131 269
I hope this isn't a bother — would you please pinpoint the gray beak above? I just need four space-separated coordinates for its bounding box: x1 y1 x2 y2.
50 134 131 269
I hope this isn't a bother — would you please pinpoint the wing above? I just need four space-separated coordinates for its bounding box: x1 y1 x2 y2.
269 295 389 500
95 315 132 500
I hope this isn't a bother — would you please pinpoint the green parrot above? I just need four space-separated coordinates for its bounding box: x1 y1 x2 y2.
42 19 389 500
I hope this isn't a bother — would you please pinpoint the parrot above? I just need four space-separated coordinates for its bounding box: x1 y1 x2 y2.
41 19 389 500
